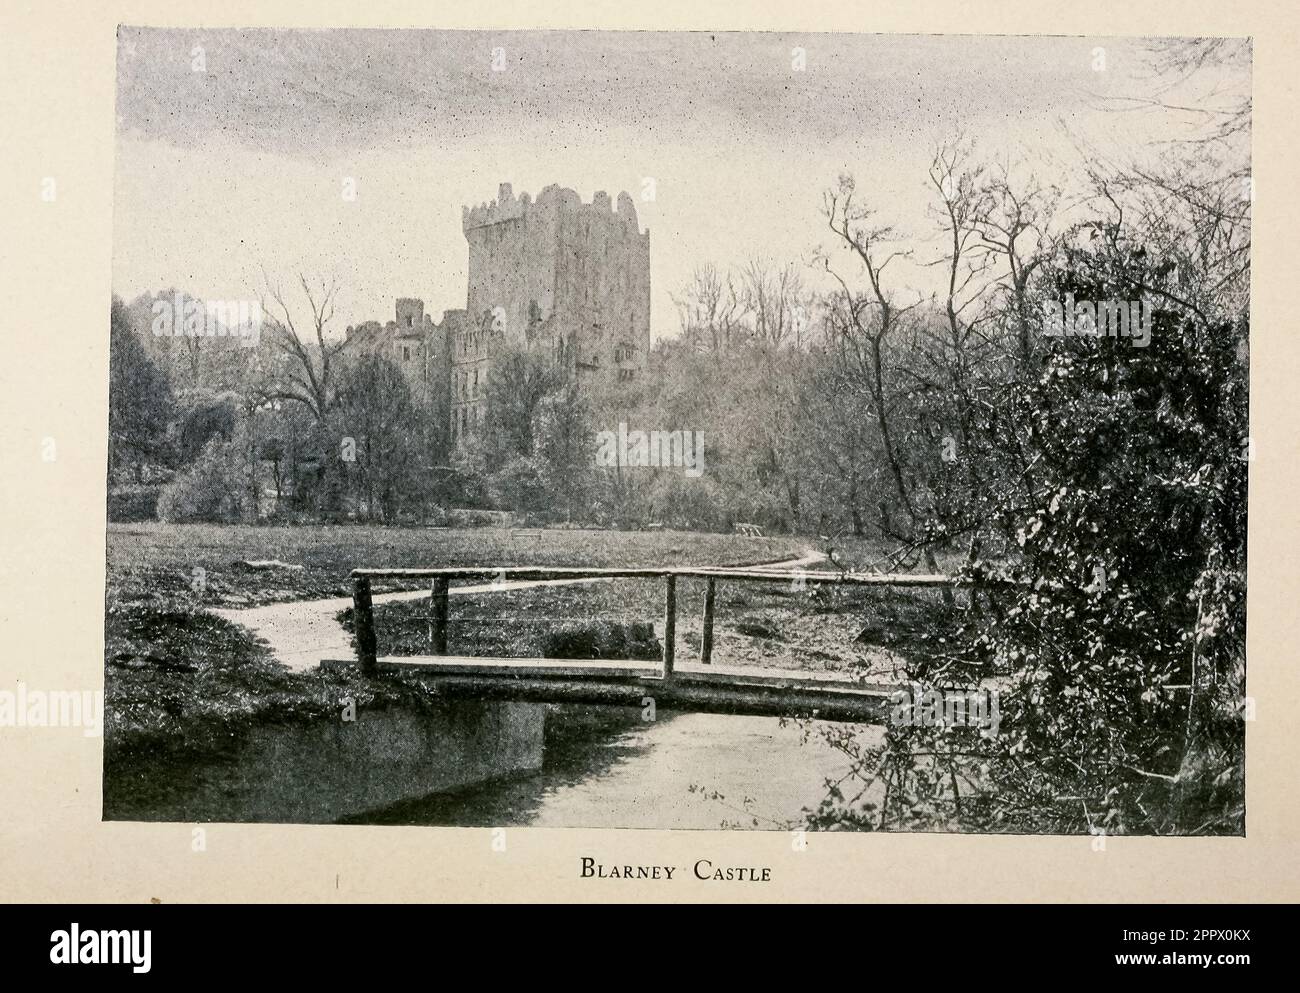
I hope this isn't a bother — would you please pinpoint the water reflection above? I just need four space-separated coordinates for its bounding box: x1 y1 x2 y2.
353 708 881 830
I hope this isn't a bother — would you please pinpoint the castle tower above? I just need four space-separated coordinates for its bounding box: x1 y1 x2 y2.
453 182 651 446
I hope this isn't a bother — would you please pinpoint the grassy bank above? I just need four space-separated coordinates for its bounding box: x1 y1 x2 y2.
103 601 457 770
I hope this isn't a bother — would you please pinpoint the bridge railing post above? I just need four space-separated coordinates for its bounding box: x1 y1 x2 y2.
427 579 434 650
663 573 676 680
701 575 716 665
352 574 378 676
430 576 450 655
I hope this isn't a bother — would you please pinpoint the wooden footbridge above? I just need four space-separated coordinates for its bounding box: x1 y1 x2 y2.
325 564 960 725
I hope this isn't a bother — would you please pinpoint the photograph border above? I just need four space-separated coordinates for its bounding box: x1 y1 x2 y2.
0 0 1292 903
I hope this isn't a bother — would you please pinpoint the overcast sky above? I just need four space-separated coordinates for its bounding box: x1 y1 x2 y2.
112 28 1249 339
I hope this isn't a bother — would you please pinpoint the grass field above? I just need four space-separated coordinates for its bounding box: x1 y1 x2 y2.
106 522 808 608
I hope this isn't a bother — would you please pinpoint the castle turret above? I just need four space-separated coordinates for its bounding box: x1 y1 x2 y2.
395 297 425 329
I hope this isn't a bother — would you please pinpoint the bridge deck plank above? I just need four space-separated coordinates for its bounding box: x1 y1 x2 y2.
320 654 898 694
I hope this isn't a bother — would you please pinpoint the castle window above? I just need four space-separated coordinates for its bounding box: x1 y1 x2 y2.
402 346 411 362
406 316 413 328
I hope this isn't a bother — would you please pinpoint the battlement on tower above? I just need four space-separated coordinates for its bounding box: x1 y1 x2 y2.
461 182 645 236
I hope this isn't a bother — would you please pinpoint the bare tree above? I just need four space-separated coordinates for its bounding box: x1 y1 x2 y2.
672 263 746 356
921 139 996 446
968 162 1058 369
257 271 348 423
1123 38 1252 147
819 174 931 565
741 258 807 350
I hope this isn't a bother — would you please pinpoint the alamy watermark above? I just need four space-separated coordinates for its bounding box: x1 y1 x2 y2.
151 291 263 347
50 925 151 973
1043 293 1152 347
595 422 705 477
889 682 1001 736
0 683 103 737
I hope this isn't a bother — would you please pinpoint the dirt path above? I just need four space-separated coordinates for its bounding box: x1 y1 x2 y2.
213 550 826 672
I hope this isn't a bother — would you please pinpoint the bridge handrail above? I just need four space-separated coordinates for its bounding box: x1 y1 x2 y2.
348 561 983 678
350 565 957 586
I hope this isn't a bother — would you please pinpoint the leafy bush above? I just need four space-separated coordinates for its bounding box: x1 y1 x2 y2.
107 484 164 522
157 435 255 523
543 621 662 661
811 235 1247 837
967 247 1247 835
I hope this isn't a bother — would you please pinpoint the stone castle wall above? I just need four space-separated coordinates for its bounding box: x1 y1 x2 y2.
352 180 651 450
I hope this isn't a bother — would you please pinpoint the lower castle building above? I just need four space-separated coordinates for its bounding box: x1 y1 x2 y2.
345 182 651 449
